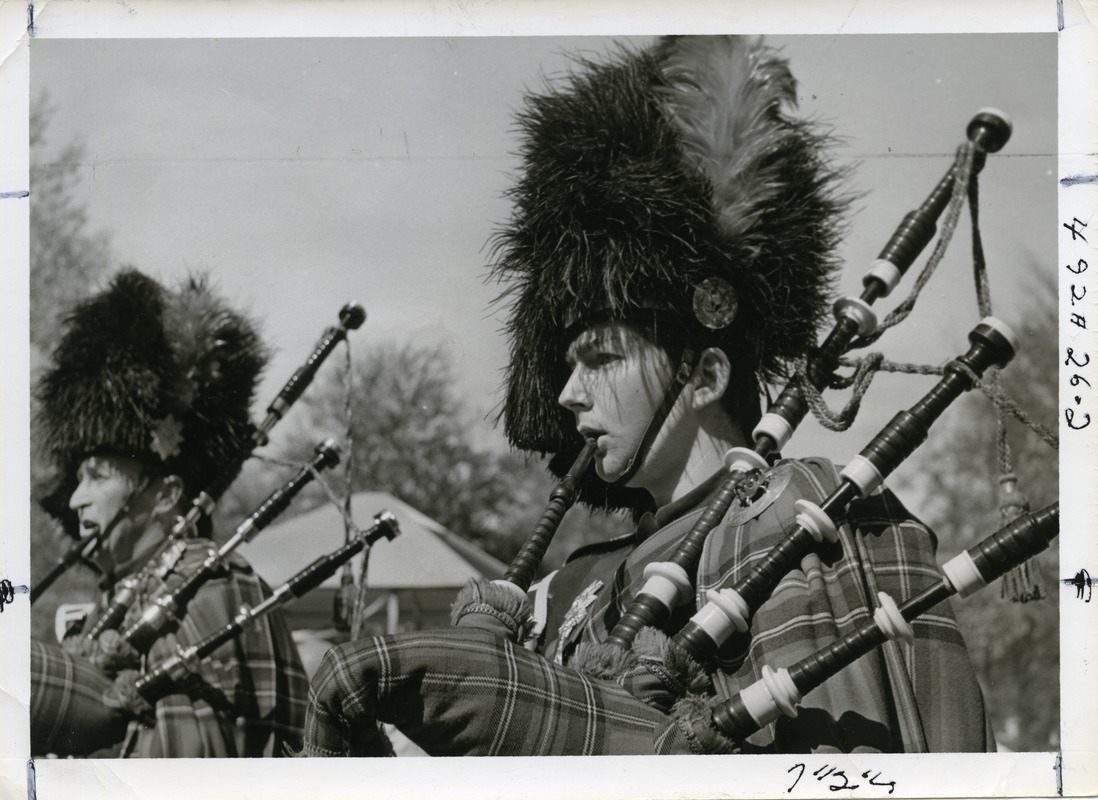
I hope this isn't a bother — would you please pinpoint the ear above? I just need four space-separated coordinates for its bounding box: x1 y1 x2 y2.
690 347 731 410
152 474 185 517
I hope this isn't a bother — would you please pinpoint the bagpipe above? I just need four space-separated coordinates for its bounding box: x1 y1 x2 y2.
300 110 1059 757
604 110 1014 651
704 502 1058 745
31 510 401 757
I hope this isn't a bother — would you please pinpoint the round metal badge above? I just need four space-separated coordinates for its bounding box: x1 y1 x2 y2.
724 462 794 526
692 277 739 330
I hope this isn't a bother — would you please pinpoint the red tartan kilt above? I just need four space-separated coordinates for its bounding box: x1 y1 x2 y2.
303 627 692 756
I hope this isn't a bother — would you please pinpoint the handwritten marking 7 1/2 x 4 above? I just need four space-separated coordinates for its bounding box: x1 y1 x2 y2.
787 763 896 794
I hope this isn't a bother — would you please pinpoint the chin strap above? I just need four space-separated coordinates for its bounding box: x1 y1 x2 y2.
614 348 697 487
84 476 154 578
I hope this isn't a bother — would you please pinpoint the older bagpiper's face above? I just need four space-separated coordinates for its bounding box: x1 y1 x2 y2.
69 454 145 539
69 454 153 576
558 322 688 492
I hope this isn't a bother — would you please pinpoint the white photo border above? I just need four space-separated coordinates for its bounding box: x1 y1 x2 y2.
2 2 1093 799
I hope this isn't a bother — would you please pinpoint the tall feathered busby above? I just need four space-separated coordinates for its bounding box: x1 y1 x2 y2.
489 35 848 511
35 269 267 526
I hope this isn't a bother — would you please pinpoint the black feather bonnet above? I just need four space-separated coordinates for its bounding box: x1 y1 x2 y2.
36 269 267 521
489 35 848 511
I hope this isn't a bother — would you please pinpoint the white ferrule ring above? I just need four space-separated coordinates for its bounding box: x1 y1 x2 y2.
978 316 1020 359
694 599 736 643
833 296 878 337
873 592 915 645
704 587 750 635
864 258 903 296
740 666 801 729
841 455 884 498
941 550 987 598
739 674 781 728
641 561 692 607
753 413 795 451
724 447 768 473
794 499 838 544
762 665 801 719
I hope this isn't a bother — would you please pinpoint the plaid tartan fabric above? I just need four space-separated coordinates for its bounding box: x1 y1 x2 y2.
31 541 309 758
303 626 688 756
546 458 993 753
303 458 991 756
31 638 130 756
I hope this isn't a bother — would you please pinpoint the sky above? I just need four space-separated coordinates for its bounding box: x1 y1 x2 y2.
28 33 1058 474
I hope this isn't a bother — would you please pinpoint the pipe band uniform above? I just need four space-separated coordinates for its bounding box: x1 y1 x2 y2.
301 35 999 757
31 270 309 758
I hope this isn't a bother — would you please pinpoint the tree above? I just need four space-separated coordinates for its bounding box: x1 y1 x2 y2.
29 92 114 643
893 270 1059 752
29 92 113 355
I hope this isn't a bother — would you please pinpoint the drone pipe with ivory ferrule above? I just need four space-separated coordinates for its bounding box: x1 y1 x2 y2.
119 439 342 654
176 302 364 524
753 109 1012 456
672 317 1018 664
135 511 399 704
708 503 1057 742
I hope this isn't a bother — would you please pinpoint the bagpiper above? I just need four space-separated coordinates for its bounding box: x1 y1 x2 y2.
302 35 993 756
32 269 308 757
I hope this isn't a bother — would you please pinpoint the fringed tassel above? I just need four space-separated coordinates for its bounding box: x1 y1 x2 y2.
61 633 98 659
670 694 740 754
450 579 535 643
64 629 142 677
103 669 154 720
570 639 638 680
621 627 710 712
572 627 710 713
998 474 1045 603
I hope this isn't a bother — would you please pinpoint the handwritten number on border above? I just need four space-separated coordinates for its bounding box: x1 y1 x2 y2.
1063 221 1091 431
786 763 896 794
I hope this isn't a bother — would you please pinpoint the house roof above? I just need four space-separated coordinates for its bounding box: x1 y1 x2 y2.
237 491 508 590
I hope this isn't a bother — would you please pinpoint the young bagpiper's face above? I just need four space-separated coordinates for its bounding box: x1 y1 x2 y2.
558 322 690 494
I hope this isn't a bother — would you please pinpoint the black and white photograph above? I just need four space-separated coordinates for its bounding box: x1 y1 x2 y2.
1 2 1094 799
